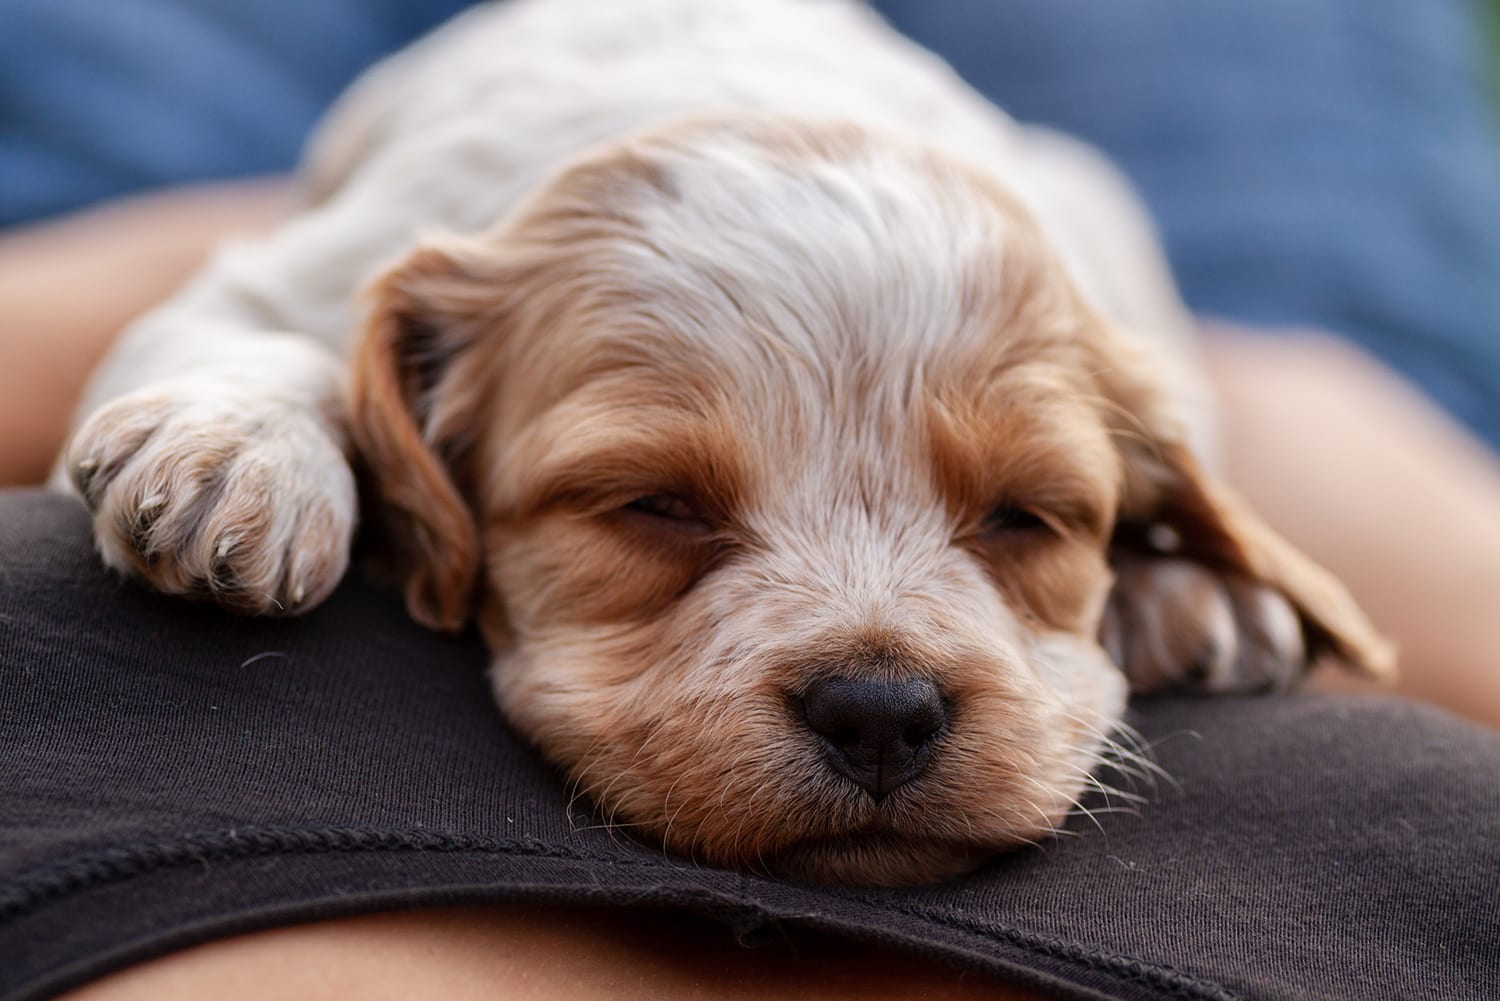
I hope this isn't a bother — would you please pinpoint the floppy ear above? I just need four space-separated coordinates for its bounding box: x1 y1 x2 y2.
1094 328 1395 685
349 244 491 632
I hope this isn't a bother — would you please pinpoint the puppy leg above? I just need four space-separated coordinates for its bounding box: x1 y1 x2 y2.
1101 557 1305 694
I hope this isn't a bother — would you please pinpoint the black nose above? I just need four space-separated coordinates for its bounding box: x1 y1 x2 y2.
800 677 946 800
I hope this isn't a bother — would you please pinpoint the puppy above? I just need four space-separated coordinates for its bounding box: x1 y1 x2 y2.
60 0 1392 885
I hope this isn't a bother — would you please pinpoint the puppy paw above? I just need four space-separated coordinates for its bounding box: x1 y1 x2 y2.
66 387 356 615
1100 558 1305 694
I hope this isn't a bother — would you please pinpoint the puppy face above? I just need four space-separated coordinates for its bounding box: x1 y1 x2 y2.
352 117 1388 885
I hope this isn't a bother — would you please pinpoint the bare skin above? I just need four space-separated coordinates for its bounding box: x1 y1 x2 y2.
8 181 1500 999
0 178 288 486
58 905 1052 1001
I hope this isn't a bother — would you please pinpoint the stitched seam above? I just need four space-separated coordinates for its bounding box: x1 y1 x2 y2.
3 826 1239 1000
840 893 1242 1001
0 827 649 920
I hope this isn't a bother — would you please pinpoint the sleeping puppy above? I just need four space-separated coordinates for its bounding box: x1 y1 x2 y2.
59 0 1392 885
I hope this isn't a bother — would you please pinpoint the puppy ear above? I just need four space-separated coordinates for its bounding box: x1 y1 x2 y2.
1096 329 1395 683
349 244 486 631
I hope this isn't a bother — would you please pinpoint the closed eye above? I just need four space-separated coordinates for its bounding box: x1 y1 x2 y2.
620 493 716 537
979 503 1056 539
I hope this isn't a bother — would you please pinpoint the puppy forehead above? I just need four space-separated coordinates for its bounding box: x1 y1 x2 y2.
504 118 1079 408
621 119 1031 356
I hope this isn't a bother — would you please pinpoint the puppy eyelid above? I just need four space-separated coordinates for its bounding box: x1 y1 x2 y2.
626 493 703 522
615 492 721 538
976 503 1070 542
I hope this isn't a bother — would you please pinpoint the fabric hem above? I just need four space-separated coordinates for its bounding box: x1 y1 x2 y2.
2 824 1241 1001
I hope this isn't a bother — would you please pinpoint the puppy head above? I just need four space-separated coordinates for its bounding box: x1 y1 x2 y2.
351 116 1389 885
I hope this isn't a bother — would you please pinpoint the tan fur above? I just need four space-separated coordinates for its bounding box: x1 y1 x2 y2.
63 0 1391 885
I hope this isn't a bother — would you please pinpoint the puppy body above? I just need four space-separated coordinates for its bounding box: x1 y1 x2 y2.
63 0 1390 885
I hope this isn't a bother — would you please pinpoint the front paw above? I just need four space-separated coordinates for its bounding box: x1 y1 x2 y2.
66 388 356 615
1101 558 1306 694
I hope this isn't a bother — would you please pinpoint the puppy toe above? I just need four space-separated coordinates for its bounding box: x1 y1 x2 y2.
67 395 174 508
1107 558 1238 693
1222 578 1306 692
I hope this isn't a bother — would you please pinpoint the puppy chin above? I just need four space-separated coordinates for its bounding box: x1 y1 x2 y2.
632 769 1075 887
769 828 1040 888
774 828 996 882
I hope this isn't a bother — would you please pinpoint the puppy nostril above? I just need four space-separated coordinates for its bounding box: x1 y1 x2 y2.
901 698 945 747
830 727 860 748
903 720 938 747
800 677 946 800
